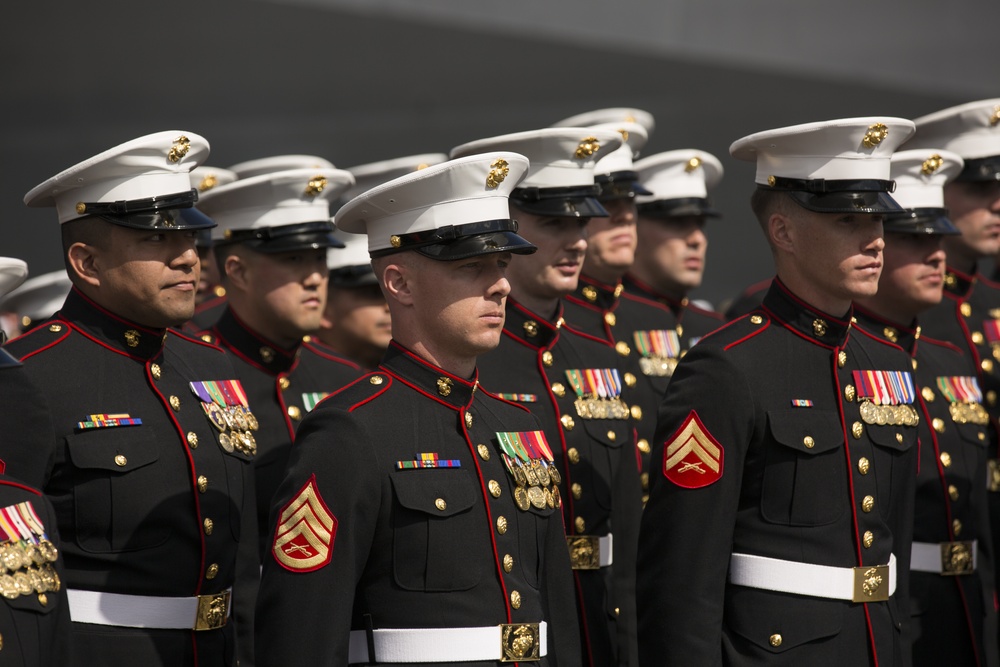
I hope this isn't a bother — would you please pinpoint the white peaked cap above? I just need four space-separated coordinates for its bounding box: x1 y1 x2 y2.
635 150 724 203
889 149 964 210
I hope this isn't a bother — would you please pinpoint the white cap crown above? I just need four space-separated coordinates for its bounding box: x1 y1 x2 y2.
635 150 724 203
889 149 964 210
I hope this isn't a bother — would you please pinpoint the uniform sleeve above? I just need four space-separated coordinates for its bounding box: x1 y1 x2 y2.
233 456 259 667
637 344 755 665
612 420 642 667
255 405 381 666
542 495 582 666
0 363 57 487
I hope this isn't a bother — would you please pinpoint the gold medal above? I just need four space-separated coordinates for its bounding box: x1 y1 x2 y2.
514 486 530 511
544 487 554 509
218 432 234 453
0 543 21 572
527 486 546 509
243 431 257 456
574 398 592 420
25 543 44 567
204 403 227 432
232 408 248 432
46 565 60 592
523 464 540 487
859 400 877 424
533 461 550 487
27 567 45 593
246 411 259 431
13 571 32 596
875 405 888 426
548 465 562 486
552 486 562 509
0 574 17 599
38 539 58 564
512 465 527 488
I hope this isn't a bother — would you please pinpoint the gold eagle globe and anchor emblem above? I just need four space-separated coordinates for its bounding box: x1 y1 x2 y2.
486 158 509 189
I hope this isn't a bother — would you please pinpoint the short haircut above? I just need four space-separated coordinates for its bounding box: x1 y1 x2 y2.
61 217 108 280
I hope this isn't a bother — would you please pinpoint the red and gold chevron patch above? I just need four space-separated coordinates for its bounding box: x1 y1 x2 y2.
663 411 723 488
272 475 337 572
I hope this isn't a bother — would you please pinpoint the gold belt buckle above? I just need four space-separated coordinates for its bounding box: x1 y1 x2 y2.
851 564 890 603
941 541 975 575
499 622 540 662
566 536 600 570
195 590 230 631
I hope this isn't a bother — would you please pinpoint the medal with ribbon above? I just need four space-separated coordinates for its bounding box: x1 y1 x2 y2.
633 329 681 377
190 380 259 456
496 431 561 511
936 376 989 425
0 502 60 600
564 369 629 420
853 370 919 426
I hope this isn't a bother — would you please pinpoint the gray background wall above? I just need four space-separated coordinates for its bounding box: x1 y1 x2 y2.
5 0 995 310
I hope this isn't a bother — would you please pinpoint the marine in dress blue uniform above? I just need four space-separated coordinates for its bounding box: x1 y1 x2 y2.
196 164 362 551
4 132 257 666
638 117 919 665
853 147 998 666
452 128 642 667
256 152 582 665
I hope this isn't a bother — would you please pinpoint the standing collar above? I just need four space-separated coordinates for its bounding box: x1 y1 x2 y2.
943 265 976 299
503 297 564 350
214 306 300 374
852 306 918 355
379 341 478 410
568 275 623 312
761 279 853 348
59 287 167 359
622 273 688 313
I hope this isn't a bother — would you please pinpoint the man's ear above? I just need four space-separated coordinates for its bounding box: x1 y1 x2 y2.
381 262 414 307
67 242 101 288
224 253 250 292
768 212 795 254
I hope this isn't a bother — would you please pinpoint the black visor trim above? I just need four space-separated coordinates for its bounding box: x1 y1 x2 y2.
955 156 1000 183
219 220 344 252
77 189 216 230
883 207 960 235
637 197 719 219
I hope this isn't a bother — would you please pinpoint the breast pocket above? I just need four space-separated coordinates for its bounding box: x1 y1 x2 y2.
867 422 917 521
761 410 847 527
66 428 167 553
579 418 629 512
390 469 483 592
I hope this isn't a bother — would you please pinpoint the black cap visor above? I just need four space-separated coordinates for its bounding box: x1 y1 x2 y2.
328 264 378 287
510 185 609 218
883 208 960 235
219 220 344 254
371 219 536 261
764 177 902 214
638 197 720 219
596 171 653 201
77 189 217 231
955 156 1000 183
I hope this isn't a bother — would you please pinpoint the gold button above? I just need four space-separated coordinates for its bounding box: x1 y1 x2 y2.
989 390 997 406
477 444 491 461
838 351 847 368
571 483 583 500
641 472 649 490
675 324 684 338
48 324 62 333
488 480 502 498
150 363 161 379
574 516 586 534
370 375 384 385
803 436 815 449
437 377 453 397
541 351 554 367
912 358 918 371
287 406 302 420
882 327 898 343
465 412 474 428
858 457 870 475
948 485 959 501
496 516 508 534
932 418 945 433
435 498 447 511
940 451 952 468
813 319 827 337
37 594 47 607
301 335 312 343
567 448 580 464
206 563 219 579
259 346 275 362
203 518 214 535
187 432 199 448
114 454 127 467
524 320 539 337
953 519 962 536
862 495 874 513
551 382 566 397
982 359 994 373
614 607 620 616
201 334 213 343
769 633 782 647
961 302 973 317
852 421 863 439
279 377 291 390
561 414 575 431
979 432 987 441
750 315 763 325
615 341 630 357
863 531 874 548
922 387 935 402
607 430 617 442
630 405 643 421
503 554 514 572
973 332 985 344
510 590 522 609
169 395 181 411
582 286 598 302
623 373 637 387
637 439 651 454
895 432 903 444
844 385 856 402
605 313 617 327
197 476 208 493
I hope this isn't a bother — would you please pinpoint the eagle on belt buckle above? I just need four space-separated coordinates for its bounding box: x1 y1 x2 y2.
566 536 601 570
941 541 974 575
851 564 889 603
195 591 230 630
500 623 540 662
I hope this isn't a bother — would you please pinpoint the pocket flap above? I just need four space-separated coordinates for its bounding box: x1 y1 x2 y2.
767 409 843 455
66 427 159 473
726 586 846 652
866 422 917 452
390 469 477 517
